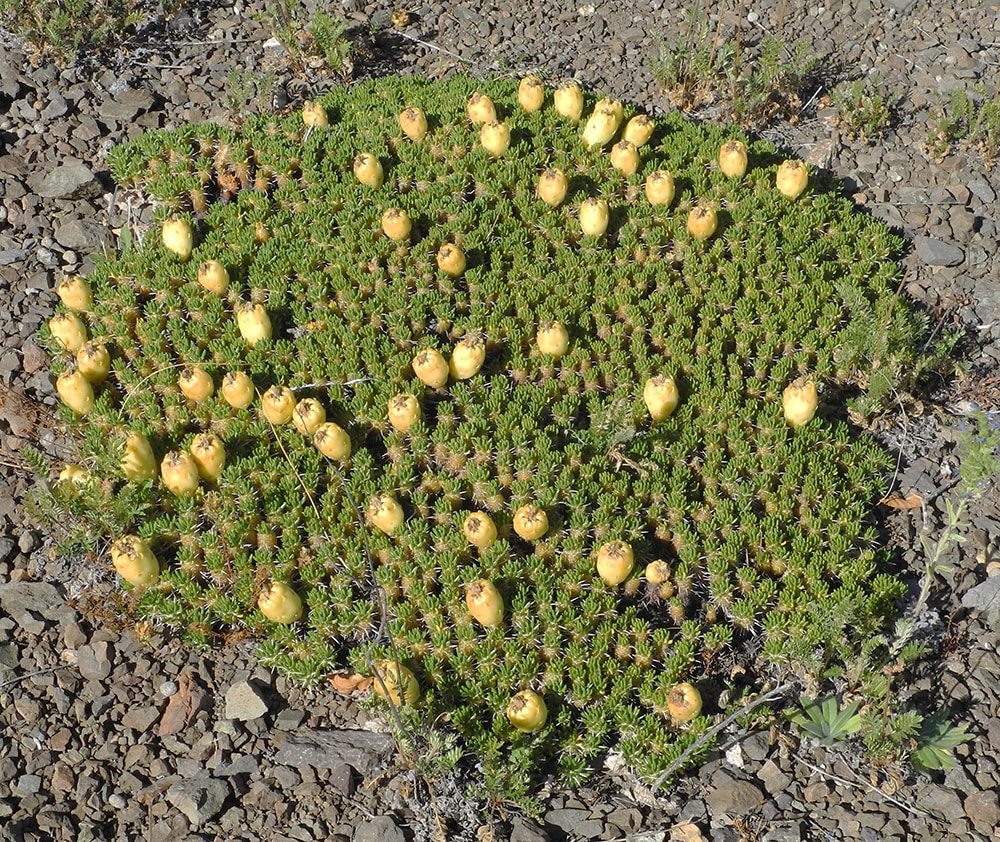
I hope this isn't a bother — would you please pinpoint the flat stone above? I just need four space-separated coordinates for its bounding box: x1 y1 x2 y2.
543 808 590 833
353 815 405 842
961 576 1000 628
757 759 792 795
509 816 551 842
98 87 157 122
16 774 42 795
214 754 259 777
165 776 229 827
272 728 395 776
32 160 100 200
915 236 965 267
965 790 1000 834
224 680 269 721
915 783 965 822
761 825 804 842
76 641 113 681
0 248 30 265
122 705 161 733
706 771 764 816
0 581 71 632
53 216 109 251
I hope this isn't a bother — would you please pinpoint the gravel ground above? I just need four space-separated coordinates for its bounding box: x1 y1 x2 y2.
1 1 1000 840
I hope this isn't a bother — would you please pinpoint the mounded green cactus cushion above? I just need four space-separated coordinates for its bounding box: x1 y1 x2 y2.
47 74 919 796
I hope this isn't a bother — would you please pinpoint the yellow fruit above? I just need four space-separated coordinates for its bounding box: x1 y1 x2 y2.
666 682 703 723
480 120 511 157
538 168 569 206
776 159 809 199
412 347 449 388
595 97 624 122
58 464 91 490
643 375 680 421
258 581 304 623
553 82 584 122
76 341 110 383
462 511 498 550
178 366 214 402
513 504 548 541
236 302 272 346
111 535 160 587
645 560 671 586
353 153 383 189
314 422 352 461
122 430 157 481
56 370 94 415
162 218 193 261
197 259 229 295
581 106 620 148
622 114 654 147
301 100 328 127
450 332 486 380
596 540 635 586
388 393 421 432
437 243 467 277
372 659 419 705
687 205 718 241
645 169 675 206
466 579 504 627
161 450 200 496
610 139 639 176
719 140 748 177
381 207 412 242
367 493 404 535
260 385 296 425
190 433 226 483
399 106 428 141
49 312 88 353
506 689 547 732
221 371 255 410
782 379 819 427
536 321 569 358
292 397 326 436
579 197 610 237
518 75 544 112
57 274 92 311
466 91 496 124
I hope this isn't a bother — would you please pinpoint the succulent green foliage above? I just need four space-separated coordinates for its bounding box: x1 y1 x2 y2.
911 711 971 772
51 74 918 797
789 694 863 745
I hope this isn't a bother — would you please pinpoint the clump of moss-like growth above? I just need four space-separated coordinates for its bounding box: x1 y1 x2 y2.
44 74 919 798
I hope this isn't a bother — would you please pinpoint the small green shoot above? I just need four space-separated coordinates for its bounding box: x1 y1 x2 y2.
926 83 1000 168
830 76 893 142
789 695 864 745
911 711 971 772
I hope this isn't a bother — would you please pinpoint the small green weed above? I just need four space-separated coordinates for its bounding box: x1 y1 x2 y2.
911 711 971 772
255 1 353 80
925 83 1000 168
955 410 1000 496
789 694 863 745
224 67 279 123
0 0 138 64
830 76 894 142
651 8 820 128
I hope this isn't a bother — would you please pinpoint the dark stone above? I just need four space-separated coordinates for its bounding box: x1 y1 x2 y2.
272 728 395 776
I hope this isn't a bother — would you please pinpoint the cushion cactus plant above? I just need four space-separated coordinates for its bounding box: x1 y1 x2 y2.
41 73 925 802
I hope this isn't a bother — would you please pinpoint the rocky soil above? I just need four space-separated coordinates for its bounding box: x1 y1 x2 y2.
1 0 999 840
